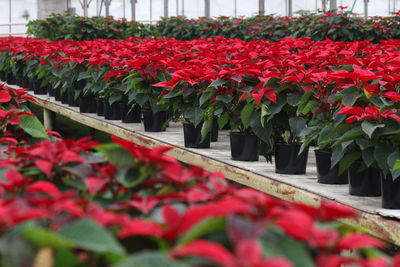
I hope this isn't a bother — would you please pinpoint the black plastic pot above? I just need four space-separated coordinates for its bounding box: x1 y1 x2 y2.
79 96 97 113
142 109 168 132
183 122 211 148
96 97 105 116
68 90 79 107
48 86 55 97
0 71 5 81
230 132 259 161
54 87 61 101
381 173 400 209
22 77 30 89
211 119 218 142
6 73 16 85
33 80 47 95
104 100 122 120
275 143 309 174
16 77 23 87
315 150 348 184
61 90 69 104
120 102 141 123
348 163 381 197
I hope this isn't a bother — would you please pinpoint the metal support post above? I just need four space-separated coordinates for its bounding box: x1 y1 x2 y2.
182 0 184 16
150 0 153 23
364 0 369 19
123 0 125 18
330 0 337 10
105 0 111 16
205 0 210 17
176 0 179 15
288 0 293 15
130 0 136 20
84 0 88 17
43 109 56 130
8 0 11 35
259 0 265 14
164 0 169 18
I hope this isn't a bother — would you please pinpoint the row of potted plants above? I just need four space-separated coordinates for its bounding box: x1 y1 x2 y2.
27 9 400 42
1 36 400 208
26 11 154 41
0 83 393 266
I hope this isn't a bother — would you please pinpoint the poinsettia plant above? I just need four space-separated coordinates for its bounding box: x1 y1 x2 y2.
321 65 400 177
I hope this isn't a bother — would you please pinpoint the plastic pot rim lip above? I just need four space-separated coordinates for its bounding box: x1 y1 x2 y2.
275 142 303 147
314 149 332 155
229 131 257 136
142 108 168 113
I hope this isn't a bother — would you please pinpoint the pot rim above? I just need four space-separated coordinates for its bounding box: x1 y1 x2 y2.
275 142 303 147
230 131 256 136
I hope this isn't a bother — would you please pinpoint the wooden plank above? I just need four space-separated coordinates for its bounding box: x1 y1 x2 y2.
7 85 400 246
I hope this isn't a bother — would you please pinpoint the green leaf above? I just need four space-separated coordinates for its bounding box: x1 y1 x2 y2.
339 152 361 175
376 123 400 136
361 121 384 139
177 217 225 246
95 144 134 167
340 87 362 106
361 147 375 167
333 127 363 147
369 95 385 108
299 100 318 115
117 166 147 188
331 145 345 167
295 91 313 115
200 119 212 142
58 218 126 255
288 117 306 138
241 102 255 130
267 95 286 122
261 104 270 128
209 78 226 88
374 143 392 176
392 160 400 179
23 226 75 249
112 251 182 267
54 249 83 267
77 72 91 81
286 92 302 106
251 113 272 144
217 113 229 130
260 228 315 267
388 151 400 180
182 107 204 128
126 77 142 93
355 138 373 150
215 94 233 104
199 90 214 106
20 115 48 139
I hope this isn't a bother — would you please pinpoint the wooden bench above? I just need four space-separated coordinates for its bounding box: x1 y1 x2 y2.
6 83 400 246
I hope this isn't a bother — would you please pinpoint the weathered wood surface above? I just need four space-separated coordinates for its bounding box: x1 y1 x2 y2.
7 84 400 245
